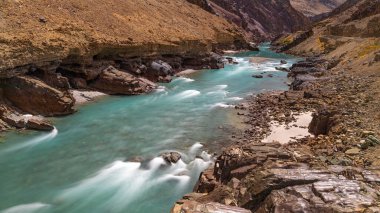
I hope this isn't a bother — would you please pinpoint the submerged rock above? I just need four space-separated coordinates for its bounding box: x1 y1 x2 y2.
252 75 264 78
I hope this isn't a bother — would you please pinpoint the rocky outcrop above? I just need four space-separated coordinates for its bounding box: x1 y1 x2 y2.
1 76 75 116
89 66 156 95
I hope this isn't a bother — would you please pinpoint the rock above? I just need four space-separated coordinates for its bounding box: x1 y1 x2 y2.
70 77 88 89
150 60 173 76
248 42 260 51
25 119 54 131
267 74 273 78
280 60 287 64
345 148 361 155
226 57 234 63
256 180 378 213
308 107 335 135
361 135 380 149
90 66 156 95
161 152 182 164
39 16 47 23
43 73 71 90
171 200 251 213
252 75 263 78
1 76 75 116
183 52 224 70
275 67 290 72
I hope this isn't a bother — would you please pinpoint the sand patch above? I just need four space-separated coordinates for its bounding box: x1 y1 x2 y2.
262 112 313 144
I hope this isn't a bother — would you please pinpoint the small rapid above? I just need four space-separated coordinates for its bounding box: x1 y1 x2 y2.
0 44 298 213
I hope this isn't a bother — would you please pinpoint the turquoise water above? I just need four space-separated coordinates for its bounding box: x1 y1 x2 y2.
0 46 297 213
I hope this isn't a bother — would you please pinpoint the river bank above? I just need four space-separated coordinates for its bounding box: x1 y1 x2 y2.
172 56 380 212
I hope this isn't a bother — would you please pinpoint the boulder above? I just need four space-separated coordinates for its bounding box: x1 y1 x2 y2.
1 76 75 116
150 60 173 76
161 152 182 164
308 107 336 135
90 66 156 95
26 119 54 131
275 67 290 72
280 60 287 64
252 75 263 78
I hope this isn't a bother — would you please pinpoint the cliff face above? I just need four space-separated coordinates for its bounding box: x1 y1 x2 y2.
199 0 311 41
290 0 347 17
277 0 380 58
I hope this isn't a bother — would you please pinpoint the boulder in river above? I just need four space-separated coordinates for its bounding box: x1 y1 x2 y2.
161 152 182 164
252 75 263 78
26 119 54 131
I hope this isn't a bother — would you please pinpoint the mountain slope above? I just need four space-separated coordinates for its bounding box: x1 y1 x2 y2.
0 0 245 72
290 0 347 17
203 0 311 41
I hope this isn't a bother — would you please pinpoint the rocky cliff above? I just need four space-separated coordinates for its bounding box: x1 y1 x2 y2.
290 0 347 17
188 0 311 41
0 0 247 131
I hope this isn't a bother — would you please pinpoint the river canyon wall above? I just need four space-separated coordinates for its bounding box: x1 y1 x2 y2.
0 0 249 131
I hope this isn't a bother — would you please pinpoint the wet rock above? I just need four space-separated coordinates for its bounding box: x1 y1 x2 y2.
275 67 289 72
248 42 260 51
1 76 75 116
161 152 182 164
25 119 54 131
90 66 156 95
280 60 287 64
252 75 263 78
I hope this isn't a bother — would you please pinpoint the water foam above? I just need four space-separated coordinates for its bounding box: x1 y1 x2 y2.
3 128 58 153
1 203 50 213
173 77 195 83
211 103 235 109
57 143 213 211
175 90 201 99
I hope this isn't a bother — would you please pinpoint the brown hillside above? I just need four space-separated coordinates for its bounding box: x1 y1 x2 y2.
0 0 245 72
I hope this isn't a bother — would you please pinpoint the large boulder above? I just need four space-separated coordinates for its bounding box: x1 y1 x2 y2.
90 66 156 95
1 76 75 116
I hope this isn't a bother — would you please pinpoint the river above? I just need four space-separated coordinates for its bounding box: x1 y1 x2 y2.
0 45 298 213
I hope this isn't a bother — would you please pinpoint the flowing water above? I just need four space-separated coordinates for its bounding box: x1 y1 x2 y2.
0 45 298 213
